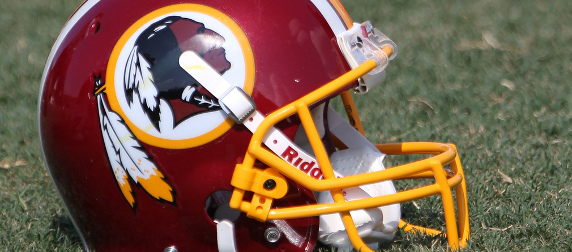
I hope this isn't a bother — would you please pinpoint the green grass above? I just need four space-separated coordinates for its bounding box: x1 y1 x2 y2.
338 0 572 251
1 1 86 251
1 0 571 251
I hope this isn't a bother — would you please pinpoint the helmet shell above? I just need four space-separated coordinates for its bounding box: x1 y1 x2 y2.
39 0 352 251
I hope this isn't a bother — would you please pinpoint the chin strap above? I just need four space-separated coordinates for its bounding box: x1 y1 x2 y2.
179 51 328 182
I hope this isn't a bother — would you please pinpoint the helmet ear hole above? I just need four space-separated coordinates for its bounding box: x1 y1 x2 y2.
204 190 241 223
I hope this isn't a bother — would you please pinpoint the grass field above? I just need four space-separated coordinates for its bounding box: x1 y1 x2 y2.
1 0 571 251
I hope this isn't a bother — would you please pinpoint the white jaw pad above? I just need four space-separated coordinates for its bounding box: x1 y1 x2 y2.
317 146 401 249
318 187 384 248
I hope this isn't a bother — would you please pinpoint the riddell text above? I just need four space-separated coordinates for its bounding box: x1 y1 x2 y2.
280 146 324 180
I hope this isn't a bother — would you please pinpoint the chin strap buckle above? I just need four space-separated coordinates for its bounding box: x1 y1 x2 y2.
219 86 256 123
337 21 397 94
178 51 256 124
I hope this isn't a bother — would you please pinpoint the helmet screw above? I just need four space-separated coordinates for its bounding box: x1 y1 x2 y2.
264 227 281 243
163 246 178 252
263 179 276 190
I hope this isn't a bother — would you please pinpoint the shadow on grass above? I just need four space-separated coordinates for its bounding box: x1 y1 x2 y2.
50 215 82 247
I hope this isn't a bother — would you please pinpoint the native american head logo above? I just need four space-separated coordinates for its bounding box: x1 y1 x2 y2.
93 5 254 208
123 16 230 131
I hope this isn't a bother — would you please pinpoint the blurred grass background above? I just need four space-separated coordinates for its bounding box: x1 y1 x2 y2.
1 0 571 251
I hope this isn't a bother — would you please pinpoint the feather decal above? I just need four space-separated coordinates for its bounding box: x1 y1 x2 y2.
124 46 161 131
125 46 159 111
96 94 174 207
135 50 158 111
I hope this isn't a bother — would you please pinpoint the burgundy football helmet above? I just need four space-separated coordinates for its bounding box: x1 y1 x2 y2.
39 0 469 251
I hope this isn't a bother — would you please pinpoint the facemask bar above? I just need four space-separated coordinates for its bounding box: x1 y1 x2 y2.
228 57 469 251
336 20 469 249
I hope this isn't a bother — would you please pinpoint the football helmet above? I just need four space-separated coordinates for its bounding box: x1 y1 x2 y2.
39 0 469 251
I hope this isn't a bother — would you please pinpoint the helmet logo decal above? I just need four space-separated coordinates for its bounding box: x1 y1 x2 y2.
121 16 228 133
105 4 254 149
93 4 254 208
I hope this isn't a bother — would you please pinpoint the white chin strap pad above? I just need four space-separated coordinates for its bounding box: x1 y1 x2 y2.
317 146 401 249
